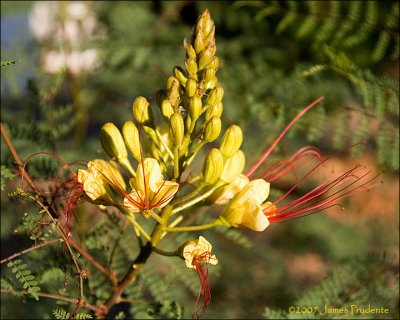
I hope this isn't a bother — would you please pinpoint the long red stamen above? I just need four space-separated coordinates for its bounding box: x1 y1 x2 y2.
265 164 380 223
246 96 324 177
255 146 323 182
21 152 82 234
192 253 212 319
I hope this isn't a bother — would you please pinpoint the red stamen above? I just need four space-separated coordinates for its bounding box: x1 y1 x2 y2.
264 164 380 223
255 146 323 182
21 152 83 234
246 97 324 177
192 252 212 319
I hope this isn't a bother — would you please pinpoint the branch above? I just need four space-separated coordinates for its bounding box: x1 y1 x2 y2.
0 238 62 265
0 288 101 313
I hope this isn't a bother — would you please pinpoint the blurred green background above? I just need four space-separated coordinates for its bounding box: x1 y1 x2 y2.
1 1 399 319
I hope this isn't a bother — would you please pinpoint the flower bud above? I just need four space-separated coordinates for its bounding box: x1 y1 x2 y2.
122 121 141 161
208 56 221 70
156 89 167 108
205 102 223 122
185 78 197 97
202 148 224 184
206 86 224 106
194 33 205 54
220 125 243 158
220 149 245 183
166 76 179 91
184 39 197 59
196 9 214 36
169 113 184 146
173 66 188 85
161 99 174 119
189 95 202 120
132 96 151 124
184 58 198 78
100 122 128 161
204 67 216 83
198 47 214 70
166 76 180 106
203 116 221 142
205 76 218 90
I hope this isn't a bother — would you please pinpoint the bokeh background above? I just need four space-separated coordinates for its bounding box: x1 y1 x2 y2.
1 1 399 319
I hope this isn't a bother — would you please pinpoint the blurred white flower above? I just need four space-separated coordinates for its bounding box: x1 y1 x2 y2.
29 1 104 74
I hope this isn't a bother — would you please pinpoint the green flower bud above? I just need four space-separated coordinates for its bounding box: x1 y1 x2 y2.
100 122 128 161
205 76 218 90
196 9 212 35
169 113 184 146
184 39 197 59
166 76 179 91
122 121 141 161
204 67 216 83
202 148 224 184
133 96 151 124
194 33 205 54
203 116 221 142
189 96 202 120
198 47 214 70
156 89 167 108
173 66 188 85
185 78 197 97
184 58 198 78
161 99 174 119
166 77 180 106
220 150 245 183
206 86 224 106
208 56 221 70
205 102 223 122
220 125 243 158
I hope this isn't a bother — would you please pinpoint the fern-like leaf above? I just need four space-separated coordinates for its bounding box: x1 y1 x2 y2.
1 165 15 191
53 308 70 319
52 308 93 320
7 259 40 300
1 60 17 67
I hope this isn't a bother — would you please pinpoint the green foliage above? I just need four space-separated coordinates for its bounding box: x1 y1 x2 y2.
1 2 398 319
128 264 184 319
1 60 17 67
215 227 253 249
263 255 399 319
236 1 399 63
6 259 41 301
114 311 127 320
52 308 92 320
1 165 15 191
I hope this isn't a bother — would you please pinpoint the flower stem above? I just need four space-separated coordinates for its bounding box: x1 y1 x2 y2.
172 181 223 215
173 146 180 179
171 182 205 206
185 140 207 166
155 128 174 159
126 214 151 242
165 218 224 232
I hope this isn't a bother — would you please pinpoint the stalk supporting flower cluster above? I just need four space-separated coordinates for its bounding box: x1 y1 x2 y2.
62 9 376 318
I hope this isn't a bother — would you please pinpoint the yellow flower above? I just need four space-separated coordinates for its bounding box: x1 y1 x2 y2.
221 179 270 232
207 174 249 205
77 160 125 204
123 158 179 214
182 236 218 269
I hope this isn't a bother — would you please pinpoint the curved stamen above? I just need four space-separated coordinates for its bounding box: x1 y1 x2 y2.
246 96 324 177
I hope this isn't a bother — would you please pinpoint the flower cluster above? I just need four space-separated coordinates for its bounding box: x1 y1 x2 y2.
73 9 376 318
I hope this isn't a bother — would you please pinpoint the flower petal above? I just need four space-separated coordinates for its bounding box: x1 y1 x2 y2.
136 158 163 195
